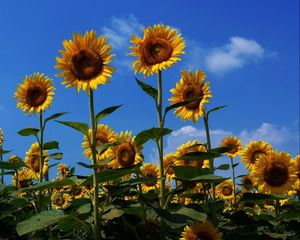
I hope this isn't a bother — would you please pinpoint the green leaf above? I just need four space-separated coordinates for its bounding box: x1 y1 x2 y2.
0 149 12 155
0 161 26 170
95 105 122 123
197 174 228 183
19 176 77 192
175 206 207 222
233 162 239 168
240 193 274 202
18 128 39 137
77 158 112 169
207 105 227 117
135 78 158 100
43 141 59 150
49 152 63 160
56 121 89 136
44 112 67 125
173 166 211 181
96 142 120 155
216 164 230 170
179 151 220 161
135 128 172 146
16 209 65 236
210 146 235 154
102 208 124 220
76 203 91 215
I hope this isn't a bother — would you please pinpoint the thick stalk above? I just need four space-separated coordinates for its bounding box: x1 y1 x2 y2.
38 111 44 212
89 89 101 240
230 157 237 209
157 70 165 207
203 115 216 224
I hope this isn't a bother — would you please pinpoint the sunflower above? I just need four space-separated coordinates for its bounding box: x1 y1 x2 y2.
215 179 235 200
163 153 176 179
174 140 210 169
25 142 49 179
51 192 72 209
220 136 242 158
252 151 297 194
180 222 222 240
241 174 255 192
12 169 32 189
140 163 160 193
82 124 115 163
107 131 143 169
56 31 114 93
57 163 70 178
169 70 212 122
129 24 185 76
294 155 300 190
0 128 3 148
14 73 55 115
241 140 273 171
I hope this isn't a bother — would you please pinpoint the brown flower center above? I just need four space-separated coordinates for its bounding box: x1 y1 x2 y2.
184 160 204 168
251 151 264 163
144 172 158 187
243 178 253 190
30 155 40 173
264 162 289 187
222 186 233 196
26 86 47 107
227 144 238 154
116 143 136 167
19 180 31 188
143 38 173 65
196 231 212 240
71 49 103 80
182 85 203 110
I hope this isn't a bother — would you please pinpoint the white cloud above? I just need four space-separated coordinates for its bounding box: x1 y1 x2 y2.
149 122 299 163
102 14 143 50
184 36 275 75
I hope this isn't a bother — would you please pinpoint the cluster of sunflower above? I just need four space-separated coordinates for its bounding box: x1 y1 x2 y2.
0 23 297 240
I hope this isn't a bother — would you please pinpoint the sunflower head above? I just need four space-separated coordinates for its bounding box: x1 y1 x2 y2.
163 153 176 180
12 169 32 189
220 136 243 158
129 24 185 76
25 142 49 179
215 179 235 200
242 174 255 192
56 31 114 93
174 140 210 169
51 192 72 209
14 73 55 115
180 221 222 240
140 163 160 193
107 131 143 169
57 163 71 178
169 70 212 122
241 140 273 171
294 155 300 190
0 128 3 148
252 151 297 194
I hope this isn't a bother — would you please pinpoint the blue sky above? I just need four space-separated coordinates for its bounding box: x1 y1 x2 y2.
0 0 299 179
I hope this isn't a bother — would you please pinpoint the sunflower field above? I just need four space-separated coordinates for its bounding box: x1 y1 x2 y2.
0 24 299 240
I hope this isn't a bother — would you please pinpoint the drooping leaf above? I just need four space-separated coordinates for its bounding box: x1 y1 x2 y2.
207 105 227 117
0 161 26 170
44 112 67 125
16 209 65 236
173 166 210 181
18 128 39 137
95 105 122 123
18 176 77 192
216 164 230 170
0 149 12 155
48 152 63 160
43 141 59 150
56 121 89 136
135 78 158 100
135 127 172 146
102 208 124 220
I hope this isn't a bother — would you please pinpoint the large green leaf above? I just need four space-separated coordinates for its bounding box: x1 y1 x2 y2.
210 146 235 154
77 158 112 169
56 121 89 136
216 164 230 170
95 142 120 154
43 141 59 150
179 151 220 161
95 105 122 123
48 152 63 160
18 176 77 192
0 161 26 170
173 166 210 181
16 209 65 236
0 149 12 155
135 78 158 100
135 127 172 146
102 208 124 220
18 127 39 137
44 112 67 125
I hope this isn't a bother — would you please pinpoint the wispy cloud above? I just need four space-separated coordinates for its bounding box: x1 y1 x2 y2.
185 36 276 75
102 15 143 72
149 122 299 164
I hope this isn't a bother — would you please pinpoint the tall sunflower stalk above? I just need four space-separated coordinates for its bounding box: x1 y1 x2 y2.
0 128 3 184
55 31 114 240
38 111 45 212
129 24 185 208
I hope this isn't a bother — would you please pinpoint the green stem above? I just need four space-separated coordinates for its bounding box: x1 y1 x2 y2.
0 149 3 184
203 114 217 225
156 70 165 208
89 89 101 240
230 157 237 209
38 111 44 212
